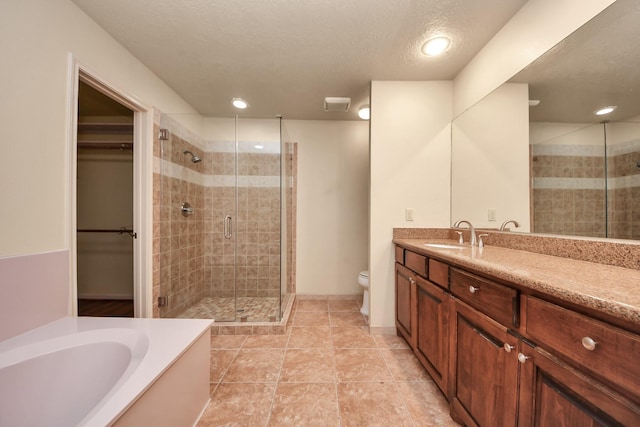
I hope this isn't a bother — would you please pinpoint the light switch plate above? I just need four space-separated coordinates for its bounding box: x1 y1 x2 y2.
488 208 497 221
406 208 415 221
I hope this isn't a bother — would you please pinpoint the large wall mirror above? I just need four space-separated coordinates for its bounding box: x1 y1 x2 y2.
451 0 640 240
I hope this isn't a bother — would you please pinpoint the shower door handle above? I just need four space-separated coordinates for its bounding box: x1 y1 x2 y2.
224 215 232 239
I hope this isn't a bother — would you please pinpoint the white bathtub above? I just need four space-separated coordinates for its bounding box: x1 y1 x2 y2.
0 317 211 427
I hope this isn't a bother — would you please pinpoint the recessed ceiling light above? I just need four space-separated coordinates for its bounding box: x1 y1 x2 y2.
254 144 264 150
594 106 617 116
528 100 541 107
358 105 370 120
421 36 450 57
232 98 248 109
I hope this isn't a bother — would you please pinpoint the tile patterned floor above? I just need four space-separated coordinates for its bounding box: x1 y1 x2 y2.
197 298 459 427
178 297 281 322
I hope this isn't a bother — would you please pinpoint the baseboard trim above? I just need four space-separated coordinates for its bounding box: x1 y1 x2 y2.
369 326 396 335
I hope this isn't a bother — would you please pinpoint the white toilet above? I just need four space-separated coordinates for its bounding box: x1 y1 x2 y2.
358 271 369 317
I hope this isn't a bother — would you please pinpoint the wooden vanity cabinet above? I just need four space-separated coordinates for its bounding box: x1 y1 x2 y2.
517 341 640 427
395 244 640 425
395 249 451 395
449 298 520 427
395 263 417 348
415 274 451 395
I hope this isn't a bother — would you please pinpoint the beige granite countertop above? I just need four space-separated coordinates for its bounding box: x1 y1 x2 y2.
393 238 640 331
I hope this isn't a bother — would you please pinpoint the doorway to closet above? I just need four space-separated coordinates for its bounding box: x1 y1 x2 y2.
76 80 135 317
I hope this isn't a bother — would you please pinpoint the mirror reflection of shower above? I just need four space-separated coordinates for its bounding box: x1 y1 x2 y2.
183 150 201 163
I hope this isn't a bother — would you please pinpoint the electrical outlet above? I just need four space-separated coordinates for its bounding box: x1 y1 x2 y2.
406 208 415 221
488 208 497 221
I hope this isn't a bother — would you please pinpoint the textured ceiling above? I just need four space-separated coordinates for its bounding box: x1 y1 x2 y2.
510 0 640 123
70 0 526 120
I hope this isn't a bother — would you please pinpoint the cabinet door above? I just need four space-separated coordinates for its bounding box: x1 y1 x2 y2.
395 263 417 347
518 341 640 427
415 275 450 396
450 300 519 427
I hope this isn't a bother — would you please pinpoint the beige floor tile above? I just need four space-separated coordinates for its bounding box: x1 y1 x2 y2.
372 334 411 349
334 348 392 382
329 311 367 327
292 311 330 327
394 381 460 426
210 349 239 382
210 334 247 349
288 326 332 348
279 348 335 383
209 382 219 396
380 348 431 381
295 300 329 311
331 327 377 349
337 382 414 427
197 383 276 427
242 334 289 349
223 349 285 383
268 383 340 427
327 299 360 312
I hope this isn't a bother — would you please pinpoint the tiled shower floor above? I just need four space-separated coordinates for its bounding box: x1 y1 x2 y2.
177 297 281 322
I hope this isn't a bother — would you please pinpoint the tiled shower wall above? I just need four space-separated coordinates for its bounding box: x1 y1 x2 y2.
607 140 640 239
531 139 640 239
153 112 205 318
531 144 606 237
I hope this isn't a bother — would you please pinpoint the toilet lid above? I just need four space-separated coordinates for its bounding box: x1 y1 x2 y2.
359 271 368 278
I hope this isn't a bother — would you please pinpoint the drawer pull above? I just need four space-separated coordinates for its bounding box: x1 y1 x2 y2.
581 336 597 351
469 286 480 294
503 343 514 353
409 277 416 285
517 353 529 364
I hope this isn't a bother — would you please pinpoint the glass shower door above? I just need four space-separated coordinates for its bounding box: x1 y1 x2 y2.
232 117 282 321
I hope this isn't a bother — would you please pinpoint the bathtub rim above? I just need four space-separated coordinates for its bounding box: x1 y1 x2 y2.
0 316 212 427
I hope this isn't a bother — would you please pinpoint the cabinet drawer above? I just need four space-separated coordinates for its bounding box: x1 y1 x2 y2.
428 259 449 289
450 269 518 327
526 296 640 398
395 246 404 264
405 250 427 278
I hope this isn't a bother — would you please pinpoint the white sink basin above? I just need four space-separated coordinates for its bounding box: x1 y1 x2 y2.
423 243 468 250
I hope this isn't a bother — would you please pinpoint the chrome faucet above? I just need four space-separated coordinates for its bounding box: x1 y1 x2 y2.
453 220 477 246
499 220 520 231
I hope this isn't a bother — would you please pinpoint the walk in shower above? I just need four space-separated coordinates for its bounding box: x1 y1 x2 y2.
153 113 296 323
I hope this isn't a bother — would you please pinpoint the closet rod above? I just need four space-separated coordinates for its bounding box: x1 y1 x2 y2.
77 228 137 238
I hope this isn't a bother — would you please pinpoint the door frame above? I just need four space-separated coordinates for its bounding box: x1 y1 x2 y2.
67 55 153 317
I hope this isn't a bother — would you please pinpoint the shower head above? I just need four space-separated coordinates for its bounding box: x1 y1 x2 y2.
183 150 202 163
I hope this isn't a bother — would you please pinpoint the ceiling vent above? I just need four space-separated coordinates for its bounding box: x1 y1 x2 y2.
324 97 351 112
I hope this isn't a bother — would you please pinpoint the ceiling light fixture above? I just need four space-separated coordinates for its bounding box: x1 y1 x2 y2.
254 144 264 150
594 105 617 116
232 98 248 109
421 36 450 57
528 100 541 107
358 105 370 120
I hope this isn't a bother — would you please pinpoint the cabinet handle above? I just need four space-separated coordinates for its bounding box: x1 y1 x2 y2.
503 343 514 353
469 286 480 294
517 353 529 364
409 277 416 285
581 336 597 351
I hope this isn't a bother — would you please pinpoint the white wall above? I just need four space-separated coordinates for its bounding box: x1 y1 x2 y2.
0 0 201 257
451 83 530 230
453 0 615 117
282 120 370 296
369 81 452 330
